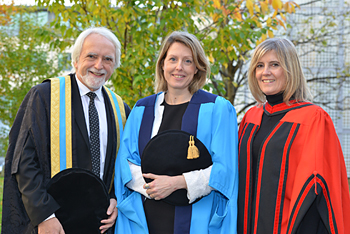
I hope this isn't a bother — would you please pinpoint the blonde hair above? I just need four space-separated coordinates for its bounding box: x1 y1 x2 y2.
155 31 210 94
248 38 312 104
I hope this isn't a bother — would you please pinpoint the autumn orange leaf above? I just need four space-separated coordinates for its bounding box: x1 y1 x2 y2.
246 0 254 15
272 0 282 10
213 0 221 8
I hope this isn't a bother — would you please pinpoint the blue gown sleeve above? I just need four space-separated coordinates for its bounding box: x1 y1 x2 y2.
114 105 149 234
206 97 238 233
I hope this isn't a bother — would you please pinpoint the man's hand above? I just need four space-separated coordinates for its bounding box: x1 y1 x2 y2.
100 198 118 233
38 217 65 234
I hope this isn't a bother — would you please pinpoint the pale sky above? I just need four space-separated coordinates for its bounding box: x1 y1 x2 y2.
2 0 74 5
3 0 110 6
3 0 36 5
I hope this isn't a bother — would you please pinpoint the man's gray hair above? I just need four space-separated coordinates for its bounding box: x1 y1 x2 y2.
71 27 121 71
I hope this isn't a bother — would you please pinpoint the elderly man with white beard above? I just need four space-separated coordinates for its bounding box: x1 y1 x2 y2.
1 27 131 234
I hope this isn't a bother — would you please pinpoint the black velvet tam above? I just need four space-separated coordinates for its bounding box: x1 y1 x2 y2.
47 168 109 234
141 130 212 206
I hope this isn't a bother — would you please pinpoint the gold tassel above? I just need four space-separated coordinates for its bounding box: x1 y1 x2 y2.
187 135 200 159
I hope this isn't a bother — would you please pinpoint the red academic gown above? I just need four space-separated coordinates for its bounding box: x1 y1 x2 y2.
238 101 350 234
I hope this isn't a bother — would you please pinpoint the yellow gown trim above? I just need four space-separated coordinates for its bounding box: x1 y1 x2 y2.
50 76 72 177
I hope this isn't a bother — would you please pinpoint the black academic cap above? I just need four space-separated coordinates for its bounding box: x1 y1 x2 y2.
141 129 212 206
47 168 109 234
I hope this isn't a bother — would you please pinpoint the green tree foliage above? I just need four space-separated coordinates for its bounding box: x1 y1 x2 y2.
0 4 63 156
35 0 297 109
199 0 297 114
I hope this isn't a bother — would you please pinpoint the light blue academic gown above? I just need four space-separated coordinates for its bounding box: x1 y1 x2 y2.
114 89 238 234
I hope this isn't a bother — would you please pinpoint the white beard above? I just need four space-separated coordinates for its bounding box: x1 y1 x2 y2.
78 69 107 90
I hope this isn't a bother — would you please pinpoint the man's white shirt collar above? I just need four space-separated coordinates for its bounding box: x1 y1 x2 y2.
75 75 104 101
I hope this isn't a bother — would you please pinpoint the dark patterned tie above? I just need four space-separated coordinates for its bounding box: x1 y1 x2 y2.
86 92 100 177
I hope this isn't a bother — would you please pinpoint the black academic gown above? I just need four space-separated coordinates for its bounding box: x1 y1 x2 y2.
1 74 130 234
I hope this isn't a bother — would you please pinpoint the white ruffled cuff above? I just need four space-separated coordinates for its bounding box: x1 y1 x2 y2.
183 165 213 204
126 161 150 199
